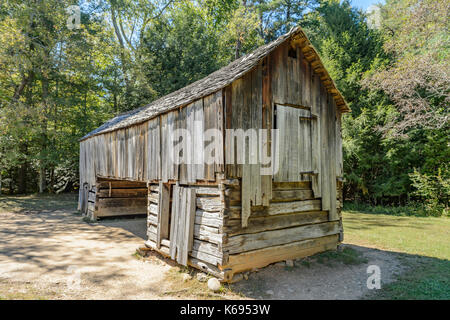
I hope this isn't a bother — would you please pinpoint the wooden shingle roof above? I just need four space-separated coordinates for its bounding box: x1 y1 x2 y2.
81 26 349 141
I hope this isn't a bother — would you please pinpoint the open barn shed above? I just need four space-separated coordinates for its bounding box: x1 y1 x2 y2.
78 26 350 282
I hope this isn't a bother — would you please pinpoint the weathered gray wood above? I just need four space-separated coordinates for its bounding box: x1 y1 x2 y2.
169 183 180 259
189 257 224 279
97 188 147 198
157 182 170 248
254 199 321 216
194 187 220 196
181 188 196 266
320 82 331 213
250 65 263 207
192 99 205 181
147 117 161 180
241 164 251 227
192 239 222 259
148 203 158 215
147 213 158 226
97 197 147 208
196 197 222 212
225 211 328 236
176 186 187 264
225 221 340 254
261 56 273 206
195 210 223 228
310 73 322 197
97 180 146 189
97 206 146 217
148 192 159 204
190 249 222 266
271 189 315 202
177 106 188 185
224 234 338 274
274 104 313 182
328 93 338 221
273 181 311 190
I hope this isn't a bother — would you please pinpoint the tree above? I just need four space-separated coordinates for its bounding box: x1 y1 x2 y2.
365 0 449 137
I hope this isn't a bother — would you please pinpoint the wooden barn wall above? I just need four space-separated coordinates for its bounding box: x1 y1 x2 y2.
220 180 342 280
224 41 343 228
146 183 227 279
78 91 225 213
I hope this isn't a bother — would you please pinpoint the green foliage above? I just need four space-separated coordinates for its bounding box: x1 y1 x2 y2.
344 201 431 217
301 0 449 213
141 1 224 96
410 168 450 216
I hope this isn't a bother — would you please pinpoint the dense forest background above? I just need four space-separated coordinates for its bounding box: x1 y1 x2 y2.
0 0 448 215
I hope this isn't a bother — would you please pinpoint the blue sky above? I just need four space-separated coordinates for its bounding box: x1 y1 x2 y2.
350 0 385 10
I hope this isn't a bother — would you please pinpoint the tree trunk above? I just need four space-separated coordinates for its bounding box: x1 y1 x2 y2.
39 65 49 194
235 38 242 60
39 167 46 193
17 143 28 194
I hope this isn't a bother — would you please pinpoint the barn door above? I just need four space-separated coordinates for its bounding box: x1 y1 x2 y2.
273 104 318 183
169 184 196 266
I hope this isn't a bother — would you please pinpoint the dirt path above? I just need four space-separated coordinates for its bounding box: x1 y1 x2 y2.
0 210 173 299
0 206 404 300
230 244 405 299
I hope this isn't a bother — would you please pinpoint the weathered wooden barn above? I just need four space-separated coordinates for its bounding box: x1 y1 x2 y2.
78 26 350 282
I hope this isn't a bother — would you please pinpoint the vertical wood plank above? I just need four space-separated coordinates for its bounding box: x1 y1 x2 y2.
193 99 205 181
224 85 233 178
181 187 196 266
320 83 331 212
215 91 225 174
176 186 187 264
311 73 322 197
157 182 170 248
169 183 180 259
328 93 338 221
241 71 253 227
251 65 263 206
168 111 179 181
178 106 188 184
261 56 273 206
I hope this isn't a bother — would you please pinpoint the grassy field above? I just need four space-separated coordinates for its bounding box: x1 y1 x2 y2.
343 209 450 299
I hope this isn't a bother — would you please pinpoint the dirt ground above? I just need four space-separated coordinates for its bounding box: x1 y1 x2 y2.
0 206 405 300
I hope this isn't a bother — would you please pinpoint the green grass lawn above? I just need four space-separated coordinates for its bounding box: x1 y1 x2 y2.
343 209 450 299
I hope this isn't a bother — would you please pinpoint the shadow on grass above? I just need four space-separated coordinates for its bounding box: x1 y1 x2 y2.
0 193 78 214
343 201 445 218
